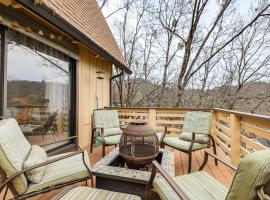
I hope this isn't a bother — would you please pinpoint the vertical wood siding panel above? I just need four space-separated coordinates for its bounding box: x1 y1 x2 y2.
78 46 112 148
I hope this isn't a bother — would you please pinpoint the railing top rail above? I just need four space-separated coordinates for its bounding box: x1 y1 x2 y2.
106 107 270 121
213 108 270 121
107 107 211 111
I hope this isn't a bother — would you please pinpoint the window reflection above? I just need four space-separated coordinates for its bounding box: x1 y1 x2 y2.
5 30 72 148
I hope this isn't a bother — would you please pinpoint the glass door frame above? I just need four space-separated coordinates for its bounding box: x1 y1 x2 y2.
0 25 77 151
0 25 7 116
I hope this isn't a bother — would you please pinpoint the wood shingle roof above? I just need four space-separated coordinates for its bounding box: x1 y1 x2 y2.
23 0 130 73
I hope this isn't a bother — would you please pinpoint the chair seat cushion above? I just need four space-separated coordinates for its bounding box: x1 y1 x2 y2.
153 171 228 200
57 186 141 200
23 145 47 183
163 137 208 151
26 151 91 194
179 132 210 144
97 134 122 145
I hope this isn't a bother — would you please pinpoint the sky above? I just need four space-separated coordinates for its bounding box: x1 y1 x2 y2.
101 0 255 23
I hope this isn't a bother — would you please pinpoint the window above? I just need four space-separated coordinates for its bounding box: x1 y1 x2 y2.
1 29 76 150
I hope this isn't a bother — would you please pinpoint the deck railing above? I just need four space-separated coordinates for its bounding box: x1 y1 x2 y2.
213 108 270 165
111 107 270 166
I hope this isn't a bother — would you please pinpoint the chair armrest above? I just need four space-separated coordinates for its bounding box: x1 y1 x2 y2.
159 126 168 148
120 122 127 131
199 150 237 171
162 126 168 139
148 161 190 200
92 127 105 143
0 150 91 191
51 185 77 200
40 136 77 148
188 132 214 152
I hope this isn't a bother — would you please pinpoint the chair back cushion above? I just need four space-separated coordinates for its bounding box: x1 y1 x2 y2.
93 109 120 130
182 111 212 135
226 150 270 200
0 118 31 194
179 112 212 143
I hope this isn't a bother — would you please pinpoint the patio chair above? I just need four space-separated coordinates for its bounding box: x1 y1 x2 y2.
161 111 217 173
20 111 58 140
51 185 141 200
91 109 124 157
0 118 92 200
147 149 270 200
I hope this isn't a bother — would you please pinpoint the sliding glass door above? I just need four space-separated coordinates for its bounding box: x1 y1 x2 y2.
0 27 76 150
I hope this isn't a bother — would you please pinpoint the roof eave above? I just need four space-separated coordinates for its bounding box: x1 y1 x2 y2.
15 0 132 75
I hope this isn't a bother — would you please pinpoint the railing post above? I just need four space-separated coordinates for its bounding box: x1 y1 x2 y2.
230 113 241 166
148 109 156 131
211 110 217 140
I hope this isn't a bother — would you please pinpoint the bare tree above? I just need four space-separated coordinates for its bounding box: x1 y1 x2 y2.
220 18 270 110
163 0 270 107
155 0 186 107
106 0 270 114
98 0 109 9
112 0 161 107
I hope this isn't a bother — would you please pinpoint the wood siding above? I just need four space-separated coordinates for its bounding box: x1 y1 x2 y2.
78 46 112 148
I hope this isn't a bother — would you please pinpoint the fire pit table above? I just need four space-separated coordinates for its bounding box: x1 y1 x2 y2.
120 121 159 169
92 147 175 199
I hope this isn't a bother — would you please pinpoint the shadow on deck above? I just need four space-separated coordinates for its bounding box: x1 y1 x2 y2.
1 146 235 200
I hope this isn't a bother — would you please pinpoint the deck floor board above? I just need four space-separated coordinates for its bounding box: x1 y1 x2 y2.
2 146 234 200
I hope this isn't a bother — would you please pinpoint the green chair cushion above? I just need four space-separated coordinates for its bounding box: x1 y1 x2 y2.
96 127 123 137
0 118 31 194
57 186 141 200
26 151 91 194
153 171 228 200
179 132 210 144
163 137 208 151
182 112 212 135
93 110 120 129
96 134 121 145
226 150 270 200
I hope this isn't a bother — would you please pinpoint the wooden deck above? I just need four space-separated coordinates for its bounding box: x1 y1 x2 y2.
2 146 234 200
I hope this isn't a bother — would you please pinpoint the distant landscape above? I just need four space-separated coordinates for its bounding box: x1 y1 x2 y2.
113 81 270 115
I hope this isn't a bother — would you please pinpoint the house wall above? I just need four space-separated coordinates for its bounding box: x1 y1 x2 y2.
77 46 112 148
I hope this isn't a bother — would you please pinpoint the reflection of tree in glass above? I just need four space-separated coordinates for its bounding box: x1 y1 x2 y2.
34 50 69 82
7 74 16 81
8 41 69 83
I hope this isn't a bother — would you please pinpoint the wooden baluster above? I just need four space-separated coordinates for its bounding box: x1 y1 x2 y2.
148 109 156 131
230 113 241 166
